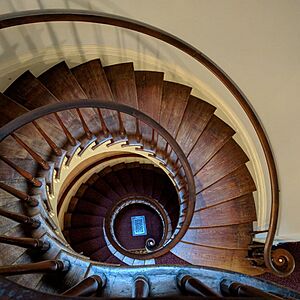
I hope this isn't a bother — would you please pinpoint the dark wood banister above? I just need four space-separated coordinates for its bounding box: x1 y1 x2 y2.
0 10 283 275
0 100 195 260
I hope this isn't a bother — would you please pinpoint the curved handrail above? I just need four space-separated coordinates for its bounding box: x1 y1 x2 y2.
0 100 195 258
0 9 285 275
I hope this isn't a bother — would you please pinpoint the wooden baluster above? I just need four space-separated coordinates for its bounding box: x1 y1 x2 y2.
163 142 170 161
0 235 50 251
0 207 40 228
132 276 150 298
177 274 220 297
11 133 49 170
0 182 38 207
117 112 126 139
135 118 142 143
0 155 42 187
32 121 62 156
0 260 70 276
97 108 110 138
220 279 283 299
150 128 157 150
62 275 106 297
54 112 76 146
76 108 93 140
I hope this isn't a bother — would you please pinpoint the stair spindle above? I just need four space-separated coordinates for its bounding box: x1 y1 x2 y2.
0 155 42 187
220 279 283 299
0 207 40 228
62 275 106 297
0 182 39 207
132 276 150 298
97 108 110 138
32 121 62 156
150 128 157 150
135 118 142 143
11 133 49 170
76 108 93 140
54 112 77 146
0 260 70 276
117 112 126 138
0 235 50 251
177 274 220 297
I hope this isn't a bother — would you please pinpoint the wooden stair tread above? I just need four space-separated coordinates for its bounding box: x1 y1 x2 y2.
69 200 107 217
4 71 59 109
195 165 256 210
135 71 164 122
38 61 87 102
194 138 249 192
104 62 138 108
65 213 104 228
90 246 111 261
171 241 264 275
176 95 216 155
65 226 103 244
181 223 253 249
73 237 105 256
93 177 122 202
190 193 257 228
188 115 235 174
71 58 114 101
159 81 191 138
0 94 27 127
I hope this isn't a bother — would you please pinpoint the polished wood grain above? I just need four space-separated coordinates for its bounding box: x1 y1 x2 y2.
176 95 216 156
0 93 27 127
181 223 253 249
195 165 256 210
188 115 235 174
171 242 263 275
190 194 257 228
194 139 249 192
159 81 191 138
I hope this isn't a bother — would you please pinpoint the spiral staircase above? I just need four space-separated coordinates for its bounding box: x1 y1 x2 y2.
0 11 298 299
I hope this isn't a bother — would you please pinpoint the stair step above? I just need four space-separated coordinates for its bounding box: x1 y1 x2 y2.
64 213 104 228
190 193 257 228
92 177 122 203
38 62 87 102
90 245 111 262
99 167 128 197
73 237 105 256
111 163 136 194
80 187 113 209
181 223 253 249
68 198 108 216
71 58 114 101
65 226 103 244
171 241 263 275
159 81 191 138
104 62 138 109
194 138 249 192
71 58 120 134
195 165 256 210
176 95 216 156
0 93 27 127
135 71 164 122
188 115 235 174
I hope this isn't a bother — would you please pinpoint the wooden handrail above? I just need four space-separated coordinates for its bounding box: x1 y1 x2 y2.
62 275 106 296
0 260 70 276
0 207 40 228
0 182 39 207
0 235 50 251
0 100 195 259
220 279 283 299
177 274 220 297
0 10 284 275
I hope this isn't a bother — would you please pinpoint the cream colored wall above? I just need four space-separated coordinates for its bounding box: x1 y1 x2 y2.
0 0 299 241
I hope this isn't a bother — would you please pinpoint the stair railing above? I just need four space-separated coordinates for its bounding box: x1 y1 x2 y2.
0 10 293 276
0 100 195 258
